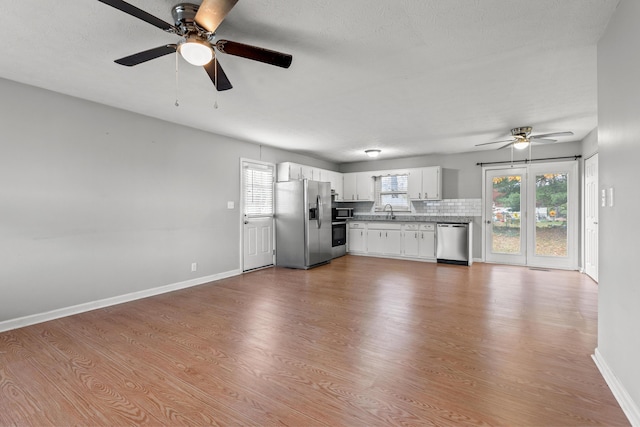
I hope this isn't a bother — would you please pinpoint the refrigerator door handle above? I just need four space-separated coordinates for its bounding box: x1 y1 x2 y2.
316 195 322 229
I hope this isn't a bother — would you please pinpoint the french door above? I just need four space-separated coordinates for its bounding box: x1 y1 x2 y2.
484 161 578 269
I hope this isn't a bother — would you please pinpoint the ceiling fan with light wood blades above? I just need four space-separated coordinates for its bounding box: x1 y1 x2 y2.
475 126 574 150
97 0 293 91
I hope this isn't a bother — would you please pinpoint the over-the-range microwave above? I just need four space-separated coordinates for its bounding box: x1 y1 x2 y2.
332 207 354 220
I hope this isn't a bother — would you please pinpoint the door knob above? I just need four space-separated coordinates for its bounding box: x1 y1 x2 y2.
244 221 249 224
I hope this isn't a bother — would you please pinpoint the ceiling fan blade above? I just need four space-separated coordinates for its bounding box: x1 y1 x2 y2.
97 0 177 32
498 142 516 150
195 0 239 33
531 138 557 144
215 40 292 68
530 131 574 139
475 139 515 147
115 44 177 66
204 58 233 91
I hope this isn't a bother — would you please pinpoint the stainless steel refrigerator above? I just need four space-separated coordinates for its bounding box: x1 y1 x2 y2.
275 179 332 269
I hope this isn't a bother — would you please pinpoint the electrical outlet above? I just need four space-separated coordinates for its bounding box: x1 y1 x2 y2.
227 201 234 209
191 262 197 272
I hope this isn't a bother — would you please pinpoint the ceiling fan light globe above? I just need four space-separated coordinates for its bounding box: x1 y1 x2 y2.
513 141 529 150
179 39 213 66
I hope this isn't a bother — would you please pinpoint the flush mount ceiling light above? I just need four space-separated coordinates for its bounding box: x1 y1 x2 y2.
178 37 214 66
365 149 381 158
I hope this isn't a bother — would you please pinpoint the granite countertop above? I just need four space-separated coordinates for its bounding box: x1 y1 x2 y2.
351 214 474 223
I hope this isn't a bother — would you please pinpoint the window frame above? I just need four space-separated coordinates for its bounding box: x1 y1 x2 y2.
374 173 411 212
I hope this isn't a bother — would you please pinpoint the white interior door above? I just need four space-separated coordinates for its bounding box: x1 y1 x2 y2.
484 161 578 269
241 160 275 271
584 154 599 281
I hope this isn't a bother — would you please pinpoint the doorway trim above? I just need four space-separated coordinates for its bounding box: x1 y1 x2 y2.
584 153 599 281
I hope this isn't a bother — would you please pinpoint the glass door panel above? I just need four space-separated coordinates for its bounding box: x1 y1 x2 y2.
534 173 568 257
485 168 526 265
527 162 577 269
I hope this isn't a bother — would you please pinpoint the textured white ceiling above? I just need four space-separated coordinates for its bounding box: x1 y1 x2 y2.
0 0 619 163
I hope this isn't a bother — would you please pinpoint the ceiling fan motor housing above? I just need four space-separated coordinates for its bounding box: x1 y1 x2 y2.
172 3 202 35
511 126 532 138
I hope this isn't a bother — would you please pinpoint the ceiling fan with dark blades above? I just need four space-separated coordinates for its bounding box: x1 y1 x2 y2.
475 126 574 150
97 0 293 91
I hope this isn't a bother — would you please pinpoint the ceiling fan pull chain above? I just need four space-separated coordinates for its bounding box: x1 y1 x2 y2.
510 144 514 167
175 51 180 107
214 56 219 109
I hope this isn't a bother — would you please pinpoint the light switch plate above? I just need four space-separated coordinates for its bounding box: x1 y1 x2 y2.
227 201 234 209
609 187 614 207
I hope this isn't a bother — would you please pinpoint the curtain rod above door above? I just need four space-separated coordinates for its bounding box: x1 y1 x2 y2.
476 155 581 167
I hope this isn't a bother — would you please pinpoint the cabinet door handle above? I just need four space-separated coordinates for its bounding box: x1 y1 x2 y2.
421 232 424 239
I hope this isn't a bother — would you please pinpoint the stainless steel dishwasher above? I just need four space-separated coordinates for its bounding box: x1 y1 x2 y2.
436 223 469 265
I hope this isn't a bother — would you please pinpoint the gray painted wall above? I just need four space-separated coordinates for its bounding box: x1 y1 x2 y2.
0 78 336 323
597 0 640 416
339 141 584 259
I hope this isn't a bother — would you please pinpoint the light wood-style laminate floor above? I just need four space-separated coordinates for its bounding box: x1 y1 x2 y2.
0 257 629 426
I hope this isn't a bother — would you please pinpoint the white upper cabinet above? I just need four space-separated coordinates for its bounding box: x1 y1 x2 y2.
406 166 442 200
300 164 315 180
422 166 441 200
407 168 423 199
342 173 357 201
277 162 343 197
356 172 374 201
276 162 296 181
342 172 374 201
321 170 344 200
278 163 440 201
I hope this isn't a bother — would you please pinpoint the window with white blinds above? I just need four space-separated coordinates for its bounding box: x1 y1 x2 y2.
374 174 410 211
243 163 274 217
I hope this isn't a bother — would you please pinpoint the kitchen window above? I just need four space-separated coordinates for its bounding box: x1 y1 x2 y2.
374 174 410 211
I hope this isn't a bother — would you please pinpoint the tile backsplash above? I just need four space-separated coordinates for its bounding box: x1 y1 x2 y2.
415 198 482 217
336 198 482 217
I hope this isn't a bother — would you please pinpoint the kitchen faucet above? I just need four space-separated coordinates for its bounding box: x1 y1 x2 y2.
383 203 396 220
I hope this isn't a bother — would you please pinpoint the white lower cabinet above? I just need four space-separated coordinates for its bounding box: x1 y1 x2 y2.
367 223 402 256
403 225 421 257
348 221 436 261
403 223 435 259
348 222 367 253
418 224 436 258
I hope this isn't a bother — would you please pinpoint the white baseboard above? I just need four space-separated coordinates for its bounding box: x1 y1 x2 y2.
593 348 640 426
0 269 241 333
